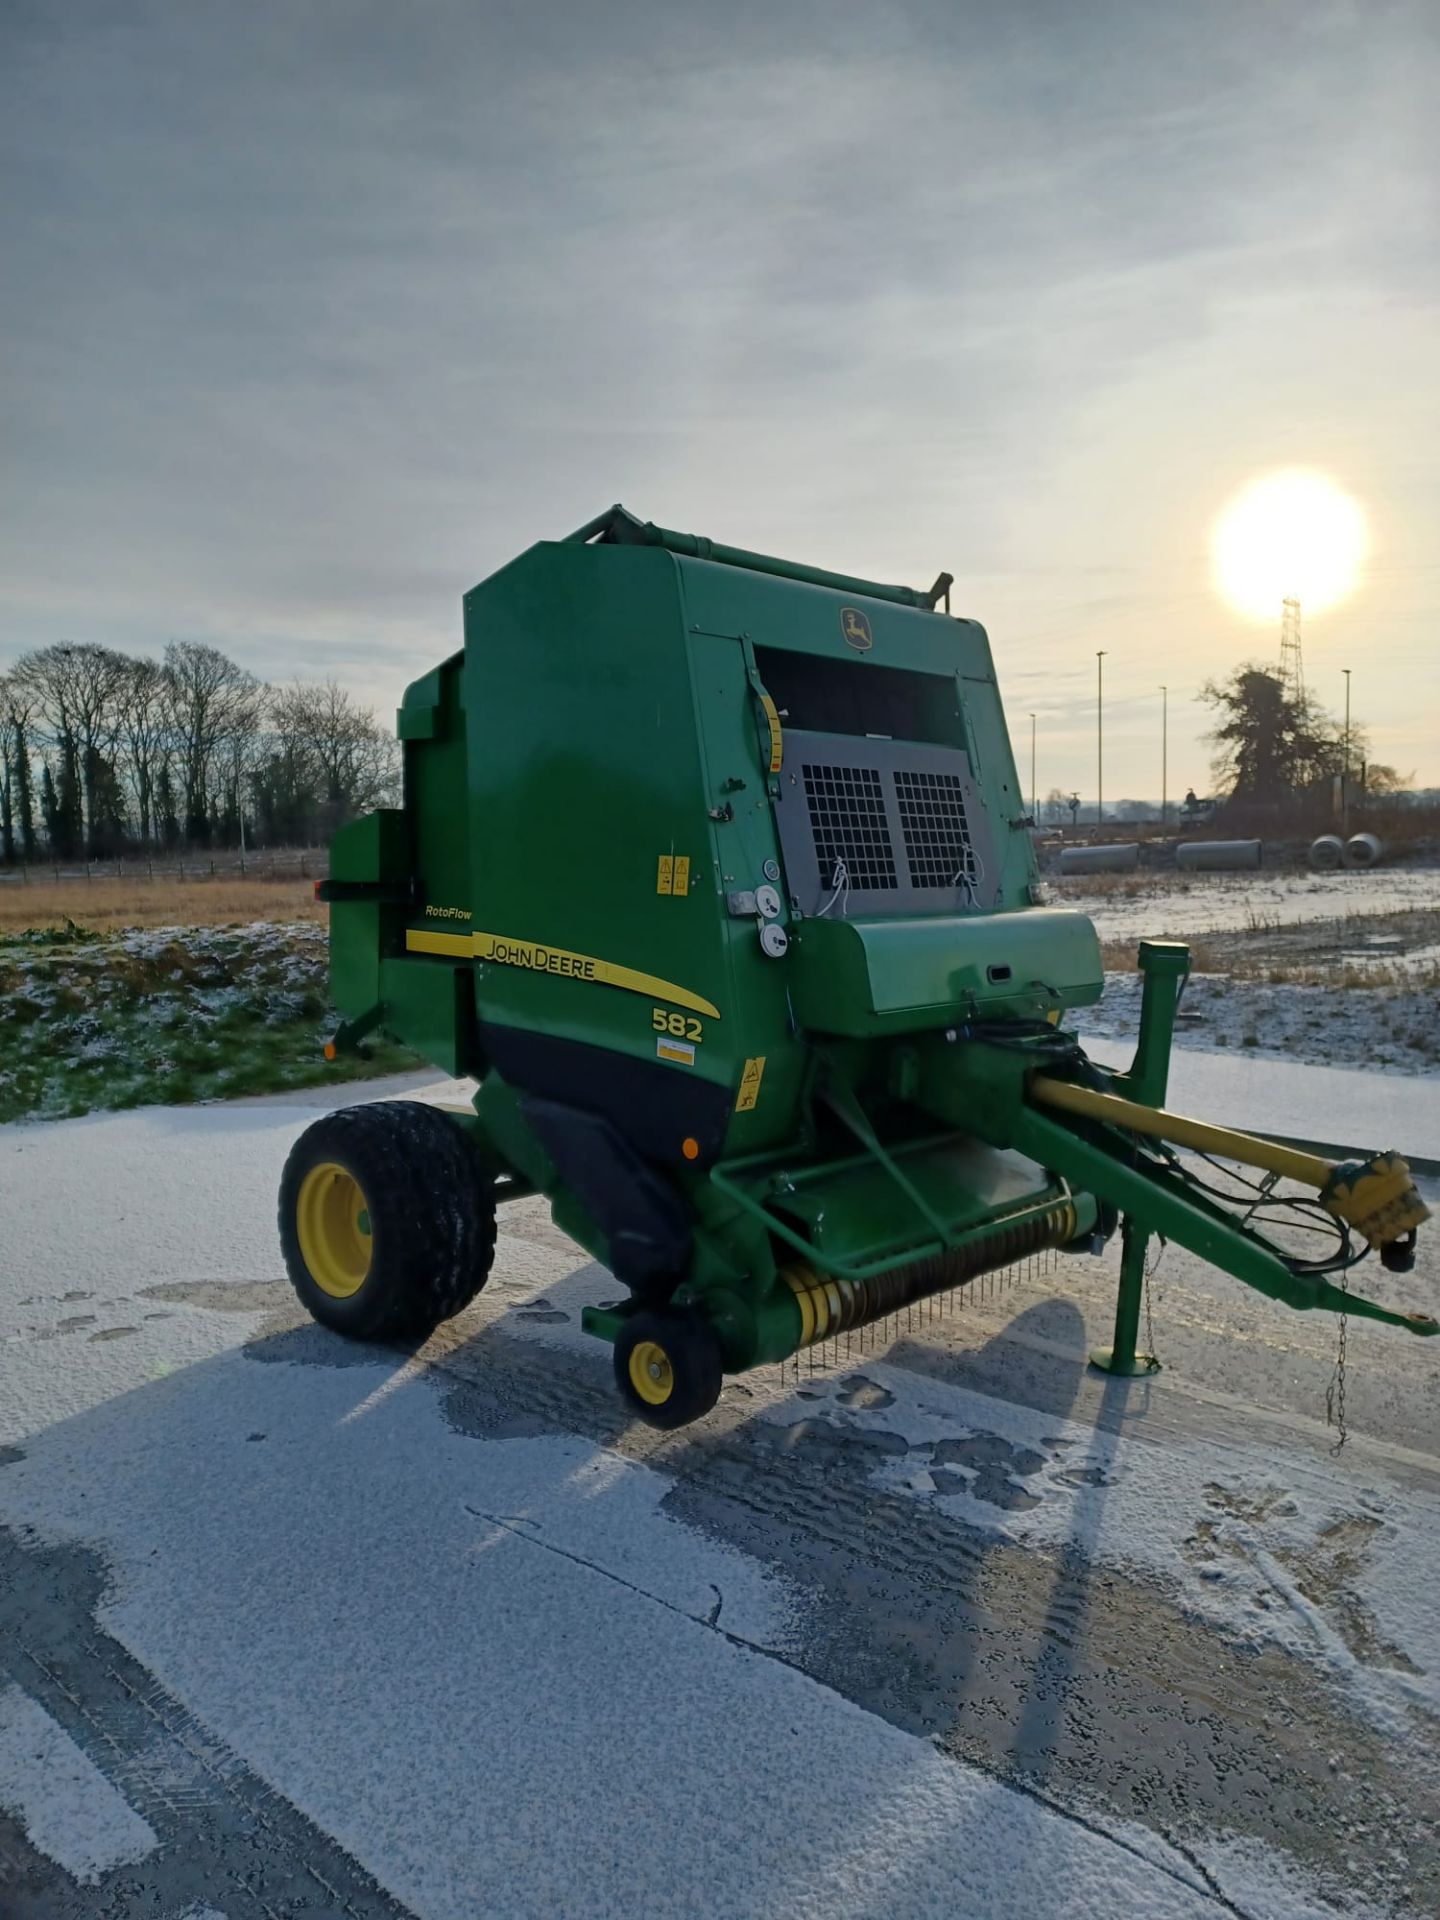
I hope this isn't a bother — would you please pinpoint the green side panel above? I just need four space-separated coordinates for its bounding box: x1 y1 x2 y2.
685 628 808 1152
329 809 409 883
327 667 477 1066
404 654 471 936
397 660 451 740
328 810 410 1022
378 955 471 1077
398 706 437 741
331 902 381 1022
768 1141 1066 1267
461 541 734 1109
788 908 1104 1036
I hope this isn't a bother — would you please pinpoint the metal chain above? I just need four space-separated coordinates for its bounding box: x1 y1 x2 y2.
1143 1235 1164 1365
1326 1274 1349 1452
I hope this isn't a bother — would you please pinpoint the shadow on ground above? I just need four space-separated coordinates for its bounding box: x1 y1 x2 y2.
1 1273 1430 1918
248 1277 1431 1911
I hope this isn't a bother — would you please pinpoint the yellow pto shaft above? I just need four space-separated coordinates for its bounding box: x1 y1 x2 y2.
1028 1076 1431 1251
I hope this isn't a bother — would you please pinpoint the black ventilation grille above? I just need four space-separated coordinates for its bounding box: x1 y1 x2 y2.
801 762 898 891
895 767 977 888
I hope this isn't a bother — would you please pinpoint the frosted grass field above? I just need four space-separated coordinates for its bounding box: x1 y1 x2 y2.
1057 864 1440 947
0 920 412 1122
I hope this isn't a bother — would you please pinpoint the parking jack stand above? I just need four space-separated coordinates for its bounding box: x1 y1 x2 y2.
1091 1217 1161 1377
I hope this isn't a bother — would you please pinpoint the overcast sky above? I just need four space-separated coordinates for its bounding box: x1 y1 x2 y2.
3 0 1436 799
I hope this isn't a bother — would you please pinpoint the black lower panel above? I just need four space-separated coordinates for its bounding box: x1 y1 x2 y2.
479 1023 734 1169
519 1095 691 1290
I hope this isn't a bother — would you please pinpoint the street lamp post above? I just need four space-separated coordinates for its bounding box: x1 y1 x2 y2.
1028 713 1037 822
1096 651 1106 830
1159 684 1168 836
1342 668 1352 835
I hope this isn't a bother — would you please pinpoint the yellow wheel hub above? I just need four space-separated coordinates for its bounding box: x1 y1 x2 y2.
628 1339 675 1406
296 1162 373 1299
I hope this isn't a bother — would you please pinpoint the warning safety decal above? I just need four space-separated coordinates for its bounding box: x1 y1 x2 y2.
735 1056 766 1112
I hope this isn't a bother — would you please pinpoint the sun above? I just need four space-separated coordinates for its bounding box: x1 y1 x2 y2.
1211 470 1366 622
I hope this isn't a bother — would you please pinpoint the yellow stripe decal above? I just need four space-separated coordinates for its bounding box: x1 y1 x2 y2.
472 930 720 1020
407 926 720 1020
406 929 474 958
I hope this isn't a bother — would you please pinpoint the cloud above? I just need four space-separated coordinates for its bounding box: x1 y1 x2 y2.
2 0 1436 787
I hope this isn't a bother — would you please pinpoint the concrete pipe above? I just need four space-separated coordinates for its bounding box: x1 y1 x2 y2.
1174 839 1262 873
1057 843 1141 875
1308 835 1345 871
1343 832 1383 870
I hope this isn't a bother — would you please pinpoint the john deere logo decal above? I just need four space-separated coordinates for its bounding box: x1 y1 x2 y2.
841 607 873 651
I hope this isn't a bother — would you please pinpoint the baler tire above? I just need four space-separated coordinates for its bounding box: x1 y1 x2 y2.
613 1311 723 1430
278 1100 496 1342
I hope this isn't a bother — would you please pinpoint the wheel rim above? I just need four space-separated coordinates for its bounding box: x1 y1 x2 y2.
628 1339 674 1406
296 1162 373 1299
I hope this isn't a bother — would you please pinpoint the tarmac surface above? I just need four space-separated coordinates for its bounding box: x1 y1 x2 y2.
2 1066 1438 1918
1078 1035 1440 1169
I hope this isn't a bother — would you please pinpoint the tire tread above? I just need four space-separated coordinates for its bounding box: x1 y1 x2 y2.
278 1100 497 1340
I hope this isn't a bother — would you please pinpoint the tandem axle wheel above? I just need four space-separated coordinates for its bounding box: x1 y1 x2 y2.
279 1101 496 1341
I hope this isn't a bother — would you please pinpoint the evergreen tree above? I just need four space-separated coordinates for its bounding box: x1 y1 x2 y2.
86 749 129 854
9 643 126 855
252 745 313 844
40 762 59 851
217 789 240 849
1201 666 1340 803
155 762 181 847
0 687 38 862
15 714 36 860
53 740 83 858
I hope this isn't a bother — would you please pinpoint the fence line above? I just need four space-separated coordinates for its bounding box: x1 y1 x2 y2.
0 849 324 885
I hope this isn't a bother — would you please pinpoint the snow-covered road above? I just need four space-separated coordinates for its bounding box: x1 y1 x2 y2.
2 1081 1437 1918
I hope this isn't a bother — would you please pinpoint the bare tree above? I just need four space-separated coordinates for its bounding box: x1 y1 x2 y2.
217 717 274 848
0 676 15 863
264 679 399 840
271 680 399 814
115 656 169 846
163 641 264 845
2 639 396 854
10 643 129 854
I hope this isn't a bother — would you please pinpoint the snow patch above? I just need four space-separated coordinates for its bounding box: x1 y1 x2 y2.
758 1362 1440 1739
1057 869 1440 945
1 1349 1244 1920
0 1684 157 1883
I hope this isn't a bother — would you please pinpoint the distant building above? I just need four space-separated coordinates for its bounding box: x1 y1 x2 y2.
1179 788 1217 826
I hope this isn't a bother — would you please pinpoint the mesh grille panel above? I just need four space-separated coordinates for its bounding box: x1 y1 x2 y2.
801 762 897 891
895 768 977 888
